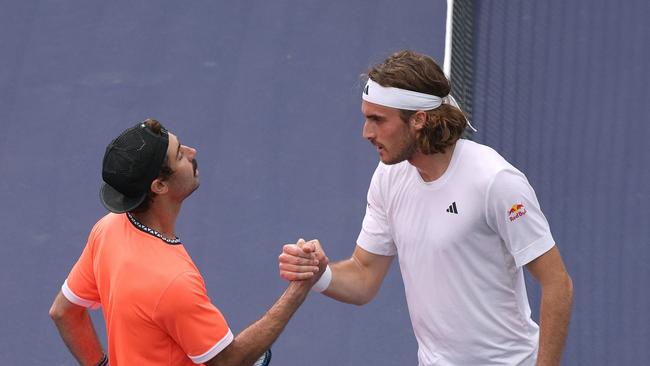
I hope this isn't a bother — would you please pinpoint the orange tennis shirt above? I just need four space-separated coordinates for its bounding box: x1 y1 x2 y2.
62 213 232 365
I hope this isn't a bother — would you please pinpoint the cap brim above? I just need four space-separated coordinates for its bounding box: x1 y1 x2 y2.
100 183 147 213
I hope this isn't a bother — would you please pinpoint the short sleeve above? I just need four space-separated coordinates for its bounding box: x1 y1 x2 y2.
486 170 555 267
62 226 101 309
357 163 397 256
153 271 233 364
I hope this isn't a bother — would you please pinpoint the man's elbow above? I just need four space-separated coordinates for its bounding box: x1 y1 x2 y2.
548 271 574 305
49 294 79 322
49 301 65 321
328 289 374 306
564 273 574 302
557 269 573 293
348 287 379 306
349 298 370 306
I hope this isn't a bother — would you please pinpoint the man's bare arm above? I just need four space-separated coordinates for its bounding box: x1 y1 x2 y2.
526 246 573 366
206 242 318 366
49 291 105 366
280 242 393 306
322 245 393 305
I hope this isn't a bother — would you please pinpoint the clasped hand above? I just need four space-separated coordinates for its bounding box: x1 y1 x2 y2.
278 238 329 285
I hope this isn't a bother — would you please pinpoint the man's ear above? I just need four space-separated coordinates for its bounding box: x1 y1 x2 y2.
411 110 427 130
150 178 168 195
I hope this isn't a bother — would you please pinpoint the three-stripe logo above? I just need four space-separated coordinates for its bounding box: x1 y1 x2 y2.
446 202 458 214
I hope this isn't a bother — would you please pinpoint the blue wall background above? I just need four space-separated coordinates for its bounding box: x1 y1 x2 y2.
473 1 649 365
0 0 648 365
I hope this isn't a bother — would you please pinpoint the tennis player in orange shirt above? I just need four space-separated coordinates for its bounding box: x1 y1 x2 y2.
49 119 323 365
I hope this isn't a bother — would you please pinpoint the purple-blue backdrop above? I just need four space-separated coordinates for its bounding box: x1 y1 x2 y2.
1 1 648 365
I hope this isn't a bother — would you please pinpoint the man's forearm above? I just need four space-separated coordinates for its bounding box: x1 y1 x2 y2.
322 247 394 306
51 309 105 366
208 281 310 366
536 276 573 366
323 258 378 305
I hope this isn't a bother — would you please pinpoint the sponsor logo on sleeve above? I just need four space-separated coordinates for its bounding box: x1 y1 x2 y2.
508 203 527 222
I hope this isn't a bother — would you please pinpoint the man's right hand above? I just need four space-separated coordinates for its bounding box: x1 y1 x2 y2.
278 238 329 283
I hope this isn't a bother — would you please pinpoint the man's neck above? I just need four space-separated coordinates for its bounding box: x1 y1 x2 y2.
129 202 181 240
408 143 457 182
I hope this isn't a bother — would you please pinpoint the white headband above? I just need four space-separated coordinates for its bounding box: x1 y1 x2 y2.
362 78 443 110
362 78 477 132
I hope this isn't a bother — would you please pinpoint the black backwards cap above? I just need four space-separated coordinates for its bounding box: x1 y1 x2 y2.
100 121 169 213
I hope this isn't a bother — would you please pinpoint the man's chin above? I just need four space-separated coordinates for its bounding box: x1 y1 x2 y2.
188 181 200 196
380 147 415 165
380 155 403 165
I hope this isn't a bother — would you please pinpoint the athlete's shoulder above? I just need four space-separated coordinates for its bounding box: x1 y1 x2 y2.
88 212 115 232
91 212 127 233
459 139 519 174
93 212 125 224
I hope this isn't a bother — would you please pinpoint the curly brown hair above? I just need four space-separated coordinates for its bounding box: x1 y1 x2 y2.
130 119 174 214
366 50 467 154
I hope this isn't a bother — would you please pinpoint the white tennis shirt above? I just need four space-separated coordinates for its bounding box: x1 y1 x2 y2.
357 139 555 366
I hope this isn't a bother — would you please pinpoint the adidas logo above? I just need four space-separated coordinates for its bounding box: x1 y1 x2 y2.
446 202 458 214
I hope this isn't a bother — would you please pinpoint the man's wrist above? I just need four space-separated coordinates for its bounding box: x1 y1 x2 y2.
312 265 332 293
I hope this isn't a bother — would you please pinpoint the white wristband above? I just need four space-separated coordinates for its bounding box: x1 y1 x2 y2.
312 265 332 293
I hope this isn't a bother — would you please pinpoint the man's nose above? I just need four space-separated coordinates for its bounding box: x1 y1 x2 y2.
184 146 197 159
362 121 375 140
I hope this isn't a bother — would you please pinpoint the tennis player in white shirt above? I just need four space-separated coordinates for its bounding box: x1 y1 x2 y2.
279 50 573 366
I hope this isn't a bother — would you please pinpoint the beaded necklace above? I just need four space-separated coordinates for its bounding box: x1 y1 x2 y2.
127 212 181 245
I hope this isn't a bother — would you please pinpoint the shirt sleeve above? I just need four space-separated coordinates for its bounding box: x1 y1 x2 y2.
62 225 101 309
357 163 397 256
486 169 555 267
153 271 233 364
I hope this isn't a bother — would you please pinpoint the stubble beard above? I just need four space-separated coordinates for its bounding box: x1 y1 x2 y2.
382 129 418 165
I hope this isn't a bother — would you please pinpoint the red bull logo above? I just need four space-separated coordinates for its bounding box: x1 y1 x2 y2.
508 203 527 222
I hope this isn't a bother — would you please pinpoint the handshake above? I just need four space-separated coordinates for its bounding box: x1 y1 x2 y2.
278 238 330 289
